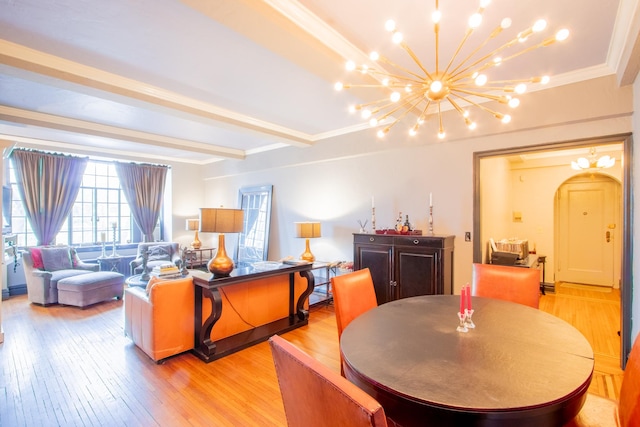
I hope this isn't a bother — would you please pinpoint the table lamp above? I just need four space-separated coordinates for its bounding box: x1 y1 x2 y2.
295 222 321 262
185 218 201 249
200 207 244 277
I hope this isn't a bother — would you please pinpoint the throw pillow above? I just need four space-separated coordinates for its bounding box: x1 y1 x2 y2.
30 248 44 269
41 247 73 271
147 245 170 261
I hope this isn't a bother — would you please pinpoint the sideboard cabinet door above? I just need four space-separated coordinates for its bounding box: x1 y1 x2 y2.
354 234 454 304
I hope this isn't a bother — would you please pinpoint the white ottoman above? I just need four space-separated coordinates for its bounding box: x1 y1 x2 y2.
57 271 125 308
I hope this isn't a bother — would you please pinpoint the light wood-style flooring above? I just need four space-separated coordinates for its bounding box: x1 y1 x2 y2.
0 282 623 426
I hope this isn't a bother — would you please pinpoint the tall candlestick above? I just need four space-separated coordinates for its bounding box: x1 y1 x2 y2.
429 192 433 207
371 206 376 233
428 205 434 236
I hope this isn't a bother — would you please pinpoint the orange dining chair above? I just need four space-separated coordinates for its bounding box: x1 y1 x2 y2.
331 268 378 375
564 333 640 427
269 335 389 427
471 263 540 309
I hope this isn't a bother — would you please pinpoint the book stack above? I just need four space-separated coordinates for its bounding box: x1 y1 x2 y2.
151 263 182 279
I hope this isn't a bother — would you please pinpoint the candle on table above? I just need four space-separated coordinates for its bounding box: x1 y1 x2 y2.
429 192 433 207
460 286 466 314
372 196 375 209
111 221 117 229
466 283 472 311
100 232 106 242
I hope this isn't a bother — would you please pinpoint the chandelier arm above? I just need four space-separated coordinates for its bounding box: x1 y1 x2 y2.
437 102 445 135
493 37 559 67
376 55 429 82
448 93 504 118
435 0 439 73
451 88 506 103
399 42 433 80
376 91 426 121
379 95 428 133
447 24 509 77
442 4 491 76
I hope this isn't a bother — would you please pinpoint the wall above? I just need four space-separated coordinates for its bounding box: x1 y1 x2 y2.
633 73 640 342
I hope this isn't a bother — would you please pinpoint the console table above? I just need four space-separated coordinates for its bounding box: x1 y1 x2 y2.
191 263 315 363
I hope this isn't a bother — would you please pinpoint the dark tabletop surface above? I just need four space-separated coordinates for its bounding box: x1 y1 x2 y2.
340 295 594 412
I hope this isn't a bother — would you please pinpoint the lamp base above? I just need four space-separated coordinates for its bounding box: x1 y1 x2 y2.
299 238 315 263
191 230 202 249
208 234 234 278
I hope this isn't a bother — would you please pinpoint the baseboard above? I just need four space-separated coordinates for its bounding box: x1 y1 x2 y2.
542 282 556 294
8 283 27 296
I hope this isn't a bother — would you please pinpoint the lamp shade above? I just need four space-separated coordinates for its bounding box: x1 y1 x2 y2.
295 222 321 239
199 208 244 233
185 218 199 231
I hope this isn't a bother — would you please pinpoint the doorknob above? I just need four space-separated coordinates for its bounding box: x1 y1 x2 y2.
606 230 611 242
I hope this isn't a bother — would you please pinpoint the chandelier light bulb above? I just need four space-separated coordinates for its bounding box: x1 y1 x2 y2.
541 76 551 84
501 18 512 29
438 131 446 139
430 80 443 93
385 20 396 32
370 51 380 61
432 10 442 24
334 82 343 91
377 129 388 138
475 74 488 86
533 19 547 32
493 57 502 66
348 105 357 113
409 127 418 136
508 98 520 108
382 78 390 86
345 61 356 71
515 83 527 94
469 13 483 29
390 91 401 102
405 84 413 92
501 114 512 124
480 0 491 7
361 109 372 119
556 29 570 41
392 31 403 44
369 118 378 126
361 65 369 74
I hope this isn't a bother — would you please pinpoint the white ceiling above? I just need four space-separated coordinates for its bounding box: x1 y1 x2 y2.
0 0 637 164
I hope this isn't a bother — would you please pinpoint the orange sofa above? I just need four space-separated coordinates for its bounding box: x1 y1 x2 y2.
124 272 309 362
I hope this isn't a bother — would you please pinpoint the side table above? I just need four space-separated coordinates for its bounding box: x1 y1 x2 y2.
125 274 148 288
97 256 123 273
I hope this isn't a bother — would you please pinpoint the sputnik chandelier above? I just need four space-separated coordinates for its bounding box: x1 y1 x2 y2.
571 147 616 171
334 0 570 139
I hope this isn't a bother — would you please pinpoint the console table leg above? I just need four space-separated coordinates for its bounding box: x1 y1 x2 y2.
193 287 223 362
295 270 315 321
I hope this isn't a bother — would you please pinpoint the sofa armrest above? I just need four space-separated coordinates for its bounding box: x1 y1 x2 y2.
76 260 99 272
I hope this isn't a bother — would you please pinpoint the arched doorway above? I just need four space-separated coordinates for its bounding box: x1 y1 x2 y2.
555 174 621 287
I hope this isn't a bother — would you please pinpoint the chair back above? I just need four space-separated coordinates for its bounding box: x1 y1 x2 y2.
471 263 540 309
269 335 388 427
331 268 378 339
619 333 640 426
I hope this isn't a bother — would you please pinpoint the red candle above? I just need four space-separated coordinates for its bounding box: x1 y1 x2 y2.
466 283 472 311
460 287 466 313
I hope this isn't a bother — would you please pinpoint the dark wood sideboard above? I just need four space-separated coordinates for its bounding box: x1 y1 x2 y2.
353 233 455 304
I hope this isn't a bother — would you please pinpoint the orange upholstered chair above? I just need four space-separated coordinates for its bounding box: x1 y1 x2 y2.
564 333 640 427
124 276 194 362
331 268 379 376
331 268 379 339
471 263 540 309
269 335 389 427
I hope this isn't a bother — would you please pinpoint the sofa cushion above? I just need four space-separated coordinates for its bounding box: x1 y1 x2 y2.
30 248 44 269
148 245 171 261
41 247 73 271
50 269 93 288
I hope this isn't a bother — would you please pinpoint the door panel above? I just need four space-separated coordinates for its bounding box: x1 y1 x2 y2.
395 248 438 298
557 179 617 286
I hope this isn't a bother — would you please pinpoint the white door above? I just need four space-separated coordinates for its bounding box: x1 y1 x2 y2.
556 176 619 286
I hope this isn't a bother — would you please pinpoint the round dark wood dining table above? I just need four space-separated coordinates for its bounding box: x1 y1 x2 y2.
340 295 594 427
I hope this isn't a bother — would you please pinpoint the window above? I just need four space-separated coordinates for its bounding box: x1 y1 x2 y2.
8 159 161 247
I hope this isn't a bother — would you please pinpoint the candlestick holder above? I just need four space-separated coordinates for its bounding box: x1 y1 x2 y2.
428 206 434 236
371 207 376 233
464 309 475 329
456 311 468 333
100 241 107 258
110 224 118 257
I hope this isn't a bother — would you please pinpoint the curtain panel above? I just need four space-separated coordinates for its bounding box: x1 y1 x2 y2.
115 162 168 242
10 149 88 246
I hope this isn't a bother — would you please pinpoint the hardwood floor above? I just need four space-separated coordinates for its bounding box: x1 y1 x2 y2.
0 283 623 426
